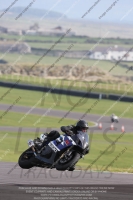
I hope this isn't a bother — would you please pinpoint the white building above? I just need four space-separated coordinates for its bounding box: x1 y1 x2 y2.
90 46 133 61
107 50 133 61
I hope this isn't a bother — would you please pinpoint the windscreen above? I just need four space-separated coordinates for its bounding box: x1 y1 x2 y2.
77 131 89 149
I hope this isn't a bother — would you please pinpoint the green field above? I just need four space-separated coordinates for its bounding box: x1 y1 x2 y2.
0 87 132 119
1 33 133 45
0 34 87 43
0 110 94 127
0 131 132 172
78 133 133 172
1 52 117 68
0 111 79 128
29 42 133 51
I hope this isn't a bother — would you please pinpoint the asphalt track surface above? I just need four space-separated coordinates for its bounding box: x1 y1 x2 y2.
0 103 133 133
0 162 133 200
0 103 133 199
0 162 133 185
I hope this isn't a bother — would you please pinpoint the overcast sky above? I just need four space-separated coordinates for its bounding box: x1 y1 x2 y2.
1 0 133 24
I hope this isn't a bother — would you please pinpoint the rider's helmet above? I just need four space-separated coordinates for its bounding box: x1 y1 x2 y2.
76 120 89 132
112 113 115 117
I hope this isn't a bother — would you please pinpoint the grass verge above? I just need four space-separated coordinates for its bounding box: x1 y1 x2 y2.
0 132 132 173
0 87 132 119
0 110 95 127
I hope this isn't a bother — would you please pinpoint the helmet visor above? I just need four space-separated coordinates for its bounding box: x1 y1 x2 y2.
80 127 89 132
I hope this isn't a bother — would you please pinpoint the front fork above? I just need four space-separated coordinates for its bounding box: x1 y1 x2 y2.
50 146 74 169
31 146 37 157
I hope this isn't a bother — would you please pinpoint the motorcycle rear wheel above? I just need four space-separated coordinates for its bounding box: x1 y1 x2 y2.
55 151 81 171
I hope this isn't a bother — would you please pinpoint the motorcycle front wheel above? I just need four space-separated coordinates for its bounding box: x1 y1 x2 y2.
55 151 81 171
18 148 34 169
111 119 114 122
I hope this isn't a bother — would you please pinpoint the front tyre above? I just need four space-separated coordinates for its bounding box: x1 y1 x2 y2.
18 148 34 169
111 119 114 123
55 151 81 171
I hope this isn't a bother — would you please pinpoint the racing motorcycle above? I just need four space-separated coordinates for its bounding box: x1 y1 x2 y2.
111 115 119 123
18 132 89 171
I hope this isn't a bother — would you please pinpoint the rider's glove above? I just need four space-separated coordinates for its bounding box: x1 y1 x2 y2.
40 133 47 142
28 139 34 147
65 130 74 136
61 125 74 135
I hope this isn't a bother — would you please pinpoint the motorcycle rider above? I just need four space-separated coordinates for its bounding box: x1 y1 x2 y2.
36 120 89 151
111 113 118 122
31 120 89 171
61 119 89 135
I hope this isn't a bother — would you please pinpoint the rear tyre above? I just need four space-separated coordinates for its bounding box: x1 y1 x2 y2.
55 151 81 171
18 148 34 169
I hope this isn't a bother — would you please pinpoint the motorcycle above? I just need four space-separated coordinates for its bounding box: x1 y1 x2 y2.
111 115 119 123
18 132 89 171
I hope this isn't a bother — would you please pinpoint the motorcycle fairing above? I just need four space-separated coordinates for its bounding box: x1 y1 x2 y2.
33 136 76 166
52 135 76 151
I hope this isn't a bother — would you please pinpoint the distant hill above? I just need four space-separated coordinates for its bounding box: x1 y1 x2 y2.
1 7 67 19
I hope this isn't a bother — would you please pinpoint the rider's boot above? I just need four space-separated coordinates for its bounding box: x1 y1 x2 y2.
68 166 75 171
